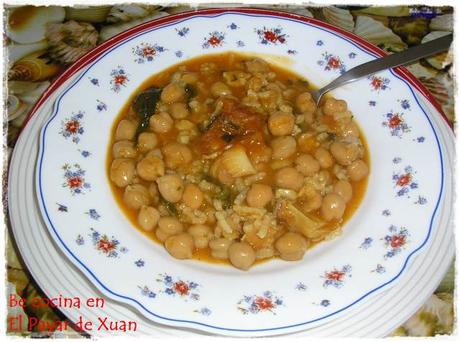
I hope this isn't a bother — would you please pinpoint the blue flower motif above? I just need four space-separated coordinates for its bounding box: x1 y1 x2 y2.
75 234 84 245
199 307 212 316
316 40 324 46
410 182 418 189
228 23 238 30
374 264 386 274
400 99 410 109
96 100 107 112
295 282 307 291
360 237 373 249
320 299 330 307
165 288 174 295
80 150 91 158
382 209 391 217
57 203 68 212
175 27 190 37
135 259 145 267
190 293 200 301
139 286 156 298
415 196 427 205
369 101 376 106
89 78 99 86
348 52 357 59
417 136 425 143
236 40 245 47
86 209 100 220
287 49 297 55
175 50 183 58
164 275 172 284
397 188 408 196
392 157 402 164
189 282 198 289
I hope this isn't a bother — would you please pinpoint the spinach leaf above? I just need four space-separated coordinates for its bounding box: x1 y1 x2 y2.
184 84 196 99
132 87 162 136
160 197 177 216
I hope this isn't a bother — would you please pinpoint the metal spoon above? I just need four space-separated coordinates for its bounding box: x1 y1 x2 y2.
311 33 453 104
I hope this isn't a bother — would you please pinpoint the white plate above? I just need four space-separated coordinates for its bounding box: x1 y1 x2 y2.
10 7 449 336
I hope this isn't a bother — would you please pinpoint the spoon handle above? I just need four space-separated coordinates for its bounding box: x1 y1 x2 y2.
318 33 453 95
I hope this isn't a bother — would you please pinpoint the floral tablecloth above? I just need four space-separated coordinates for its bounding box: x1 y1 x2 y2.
4 3 454 337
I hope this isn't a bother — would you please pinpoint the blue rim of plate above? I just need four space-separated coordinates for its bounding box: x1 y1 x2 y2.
35 10 446 334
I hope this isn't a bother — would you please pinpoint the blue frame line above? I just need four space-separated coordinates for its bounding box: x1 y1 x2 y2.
36 12 445 333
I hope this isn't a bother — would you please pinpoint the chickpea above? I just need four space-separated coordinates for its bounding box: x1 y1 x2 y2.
115 119 136 141
137 206 160 231
314 147 334 168
271 136 297 160
341 121 360 138
149 112 173 133
182 184 204 209
334 180 353 203
246 184 273 208
110 158 135 187
296 92 316 114
137 132 158 152
275 167 304 191
275 232 308 261
330 141 360 166
161 83 185 104
181 72 199 84
210 81 232 97
321 193 346 221
299 189 322 213
295 154 320 176
228 242 256 271
123 184 150 210
169 102 189 119
209 238 231 259
347 159 369 181
268 111 295 136
156 175 184 203
164 233 194 259
112 140 136 159
323 98 347 116
162 142 192 168
156 217 183 242
136 155 164 181
188 224 212 249
245 58 269 73
297 133 318 153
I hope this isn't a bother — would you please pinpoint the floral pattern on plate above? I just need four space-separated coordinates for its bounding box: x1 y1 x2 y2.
237 291 283 315
383 225 410 259
61 163 90 195
156 274 200 301
322 265 352 288
110 66 129 92
59 111 84 143
132 43 166 64
255 26 287 45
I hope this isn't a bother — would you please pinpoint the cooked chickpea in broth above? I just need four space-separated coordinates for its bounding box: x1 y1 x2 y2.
108 53 369 270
